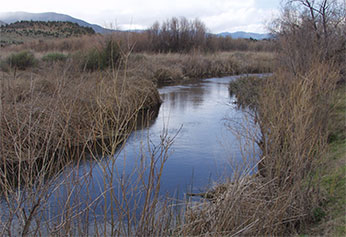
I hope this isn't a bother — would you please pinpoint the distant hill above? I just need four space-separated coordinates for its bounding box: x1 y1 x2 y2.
0 12 273 41
217 31 272 40
0 12 113 34
0 20 6 26
0 21 95 47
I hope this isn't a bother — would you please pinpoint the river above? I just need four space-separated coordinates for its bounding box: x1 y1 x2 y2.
1 75 260 230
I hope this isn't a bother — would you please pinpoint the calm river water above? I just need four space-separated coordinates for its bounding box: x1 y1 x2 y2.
2 75 260 225
50 75 255 213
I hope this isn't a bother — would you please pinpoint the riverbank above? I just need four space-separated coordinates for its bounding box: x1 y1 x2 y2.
0 43 274 173
127 51 273 84
0 32 276 234
0 50 273 236
308 84 346 236
0 56 342 235
0 47 274 160
221 70 345 235
0 47 274 192
0 66 161 187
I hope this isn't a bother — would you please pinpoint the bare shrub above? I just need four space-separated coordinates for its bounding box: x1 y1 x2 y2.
0 56 166 235
271 0 346 73
256 62 339 181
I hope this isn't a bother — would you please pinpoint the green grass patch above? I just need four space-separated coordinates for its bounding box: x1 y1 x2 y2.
42 52 68 63
6 51 38 70
81 39 121 71
320 84 346 236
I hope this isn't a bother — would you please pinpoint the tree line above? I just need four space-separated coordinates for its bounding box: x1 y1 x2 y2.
116 17 274 53
272 0 345 73
146 17 208 52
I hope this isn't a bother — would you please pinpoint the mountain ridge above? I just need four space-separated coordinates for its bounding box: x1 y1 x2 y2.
217 31 272 40
0 12 113 34
0 12 271 39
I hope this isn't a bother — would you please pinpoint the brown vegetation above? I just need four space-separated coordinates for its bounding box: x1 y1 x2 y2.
0 63 160 180
0 17 277 234
2 17 274 54
184 60 340 236
127 51 273 84
1 34 274 81
205 0 345 235
1 2 343 233
271 0 346 74
0 58 164 235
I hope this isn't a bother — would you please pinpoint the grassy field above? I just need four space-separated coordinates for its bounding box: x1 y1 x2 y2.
312 85 346 236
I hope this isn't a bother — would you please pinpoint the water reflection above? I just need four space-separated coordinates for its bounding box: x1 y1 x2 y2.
148 77 247 193
160 85 207 112
1 75 262 231
65 76 247 204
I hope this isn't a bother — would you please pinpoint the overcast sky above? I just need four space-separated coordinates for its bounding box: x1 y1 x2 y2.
0 0 281 33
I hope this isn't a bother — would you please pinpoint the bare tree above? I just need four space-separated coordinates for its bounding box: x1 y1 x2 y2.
147 21 160 51
272 0 345 72
147 17 207 53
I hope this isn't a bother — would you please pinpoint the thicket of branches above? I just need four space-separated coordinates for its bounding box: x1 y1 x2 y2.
146 17 207 52
129 17 274 53
272 0 346 73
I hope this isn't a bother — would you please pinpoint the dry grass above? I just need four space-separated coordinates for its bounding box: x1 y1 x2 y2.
178 61 340 236
0 63 160 168
0 56 166 235
0 33 277 235
127 51 274 84
2 48 329 236
3 34 103 53
5 27 340 235
1 35 275 85
175 7 344 230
